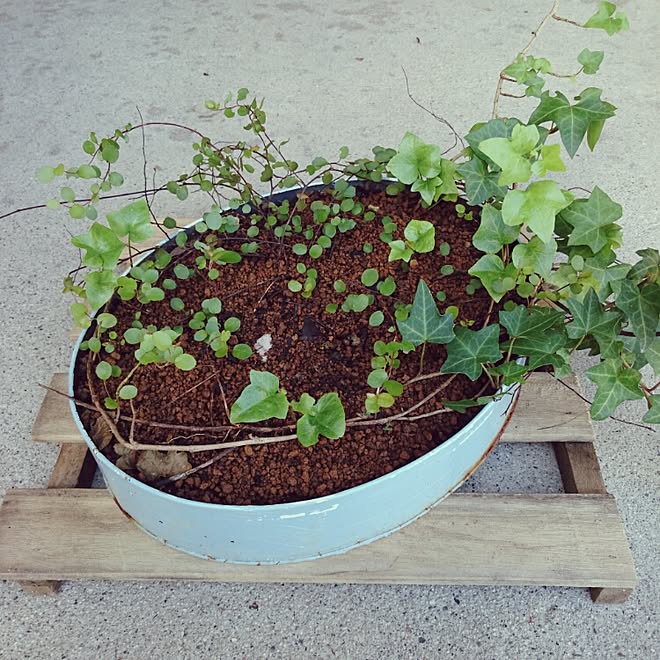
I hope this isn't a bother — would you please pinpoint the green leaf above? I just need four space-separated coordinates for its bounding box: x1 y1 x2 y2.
397 280 455 346
561 186 622 253
566 289 623 356
442 325 502 381
472 205 520 253
586 359 644 420
584 1 629 35
478 124 539 185
37 166 56 183
642 396 660 424
295 392 346 447
342 294 370 313
106 199 153 243
84 270 118 310
615 281 660 352
229 370 289 424
578 48 605 75
368 369 389 388
404 219 435 253
583 247 630 300
644 339 660 376
361 268 379 287
118 384 138 400
468 254 518 303
629 249 660 285
388 240 413 263
95 361 113 381
383 380 403 397
500 305 569 370
501 181 573 244
387 132 442 184
369 311 385 327
528 89 616 157
512 236 557 277
202 298 222 314
232 344 253 360
464 118 520 161
71 222 125 270
456 157 507 206
531 144 566 177
174 353 197 371
100 139 119 164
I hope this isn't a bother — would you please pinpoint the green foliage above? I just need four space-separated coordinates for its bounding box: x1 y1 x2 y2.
107 199 153 242
472 205 519 254
529 88 616 157
442 325 503 381
586 358 643 420
397 280 454 347
583 1 629 35
229 370 290 424
292 392 346 447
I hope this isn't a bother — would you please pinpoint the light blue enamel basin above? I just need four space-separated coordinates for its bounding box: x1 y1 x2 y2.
68 183 519 564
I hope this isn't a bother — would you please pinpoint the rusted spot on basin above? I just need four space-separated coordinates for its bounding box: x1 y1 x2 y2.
111 495 135 522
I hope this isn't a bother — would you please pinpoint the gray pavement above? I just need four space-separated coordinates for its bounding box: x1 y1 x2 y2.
1 0 658 658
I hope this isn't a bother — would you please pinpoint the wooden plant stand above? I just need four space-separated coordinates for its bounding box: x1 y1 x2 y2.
0 372 636 603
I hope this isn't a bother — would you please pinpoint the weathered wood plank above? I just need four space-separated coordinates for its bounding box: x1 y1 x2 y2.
590 587 634 604
48 443 96 489
33 372 594 445
0 490 636 590
502 373 594 443
554 442 607 495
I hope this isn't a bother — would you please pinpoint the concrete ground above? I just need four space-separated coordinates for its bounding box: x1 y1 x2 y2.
1 0 658 657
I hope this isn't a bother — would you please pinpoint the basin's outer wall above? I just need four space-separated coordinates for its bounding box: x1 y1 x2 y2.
69 362 517 564
68 183 518 564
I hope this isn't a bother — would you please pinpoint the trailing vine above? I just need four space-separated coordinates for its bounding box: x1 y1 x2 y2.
8 1 658 475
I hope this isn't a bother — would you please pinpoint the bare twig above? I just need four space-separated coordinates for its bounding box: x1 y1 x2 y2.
492 0 560 118
557 378 656 432
401 67 464 153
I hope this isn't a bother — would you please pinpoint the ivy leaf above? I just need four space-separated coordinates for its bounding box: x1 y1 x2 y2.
464 118 519 161
502 181 573 244
499 305 568 369
561 186 622 254
294 392 346 447
229 370 289 424
397 279 454 346
388 240 413 263
478 124 539 185
629 248 660 285
441 324 502 381
586 359 644 420
107 199 154 243
84 270 118 310
615 281 660 352
528 89 616 157
642 396 660 425
584 1 629 35
468 254 519 302
512 236 557 277
531 144 566 177
566 289 624 357
578 48 605 75
404 219 435 253
472 204 520 253
71 222 125 270
456 157 507 206
644 339 660 376
388 132 442 184
583 247 630 301
499 304 564 338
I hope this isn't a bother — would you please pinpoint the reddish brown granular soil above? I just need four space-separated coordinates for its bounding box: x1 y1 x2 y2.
75 186 499 505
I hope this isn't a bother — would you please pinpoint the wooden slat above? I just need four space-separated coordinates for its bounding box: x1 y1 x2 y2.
48 443 96 489
33 372 593 445
0 490 636 589
554 442 607 495
501 372 594 443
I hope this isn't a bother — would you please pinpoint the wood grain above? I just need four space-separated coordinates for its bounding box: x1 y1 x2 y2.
0 490 637 590
32 372 593 445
